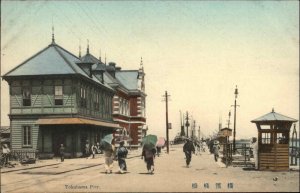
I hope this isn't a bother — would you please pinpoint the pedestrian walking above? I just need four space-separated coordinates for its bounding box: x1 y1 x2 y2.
183 139 195 167
103 143 116 174
251 137 258 170
2 144 11 166
96 142 102 154
59 144 65 162
85 140 90 158
141 147 156 174
213 140 220 162
91 143 97 159
208 140 214 154
117 141 128 173
156 146 161 157
194 141 200 155
200 141 206 152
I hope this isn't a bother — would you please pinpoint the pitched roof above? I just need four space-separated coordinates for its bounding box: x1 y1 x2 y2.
3 43 114 91
251 109 298 123
92 62 106 71
80 53 99 64
80 53 119 85
4 44 81 76
80 53 143 93
115 71 139 90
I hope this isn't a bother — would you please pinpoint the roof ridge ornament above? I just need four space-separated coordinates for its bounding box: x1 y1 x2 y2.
99 49 102 62
79 39 81 59
140 57 144 71
272 108 275 113
87 39 90 54
51 17 55 44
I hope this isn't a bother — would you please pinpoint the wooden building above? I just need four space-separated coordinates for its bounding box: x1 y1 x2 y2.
79 52 147 147
251 109 297 171
2 35 146 157
217 127 232 144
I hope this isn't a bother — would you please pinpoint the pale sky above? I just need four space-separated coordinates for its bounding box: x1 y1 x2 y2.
1 1 299 140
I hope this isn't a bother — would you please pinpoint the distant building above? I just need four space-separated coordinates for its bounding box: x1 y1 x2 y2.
2 35 146 157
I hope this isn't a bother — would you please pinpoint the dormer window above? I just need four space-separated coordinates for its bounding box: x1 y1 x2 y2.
22 87 31 106
54 85 63 105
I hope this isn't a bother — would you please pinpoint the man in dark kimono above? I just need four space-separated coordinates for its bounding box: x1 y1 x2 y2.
183 139 195 167
117 141 128 173
141 147 156 174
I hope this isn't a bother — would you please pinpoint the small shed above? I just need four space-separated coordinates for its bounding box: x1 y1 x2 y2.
217 128 232 144
251 109 298 171
221 128 232 138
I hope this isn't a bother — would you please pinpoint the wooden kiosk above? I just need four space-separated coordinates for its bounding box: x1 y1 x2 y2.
251 109 297 171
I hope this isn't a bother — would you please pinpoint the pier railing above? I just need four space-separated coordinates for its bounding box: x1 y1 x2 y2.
10 149 39 161
221 143 253 167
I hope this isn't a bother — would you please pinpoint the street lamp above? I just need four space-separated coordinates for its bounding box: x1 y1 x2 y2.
233 85 239 153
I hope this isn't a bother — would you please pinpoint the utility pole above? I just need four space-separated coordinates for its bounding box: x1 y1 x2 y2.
192 120 196 139
163 91 170 154
231 85 239 153
180 110 185 136
185 111 190 138
225 110 232 167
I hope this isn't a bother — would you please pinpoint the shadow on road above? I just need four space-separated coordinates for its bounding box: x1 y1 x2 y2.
242 167 257 171
138 172 153 175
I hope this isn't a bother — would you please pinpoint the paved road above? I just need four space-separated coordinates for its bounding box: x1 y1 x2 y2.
1 144 299 192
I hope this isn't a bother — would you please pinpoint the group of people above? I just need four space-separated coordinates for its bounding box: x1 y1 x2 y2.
57 137 159 175
103 140 129 174
103 140 157 175
182 138 220 167
83 141 102 158
183 137 258 169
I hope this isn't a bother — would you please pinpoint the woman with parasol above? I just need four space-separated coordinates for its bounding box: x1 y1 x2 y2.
141 135 157 174
100 134 116 174
156 137 165 157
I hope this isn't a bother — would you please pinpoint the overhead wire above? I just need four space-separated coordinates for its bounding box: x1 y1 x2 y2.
71 1 111 57
2 1 47 50
51 2 85 39
78 1 129 64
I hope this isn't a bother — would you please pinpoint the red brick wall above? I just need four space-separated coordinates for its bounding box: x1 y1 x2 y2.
129 123 139 145
130 97 138 116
